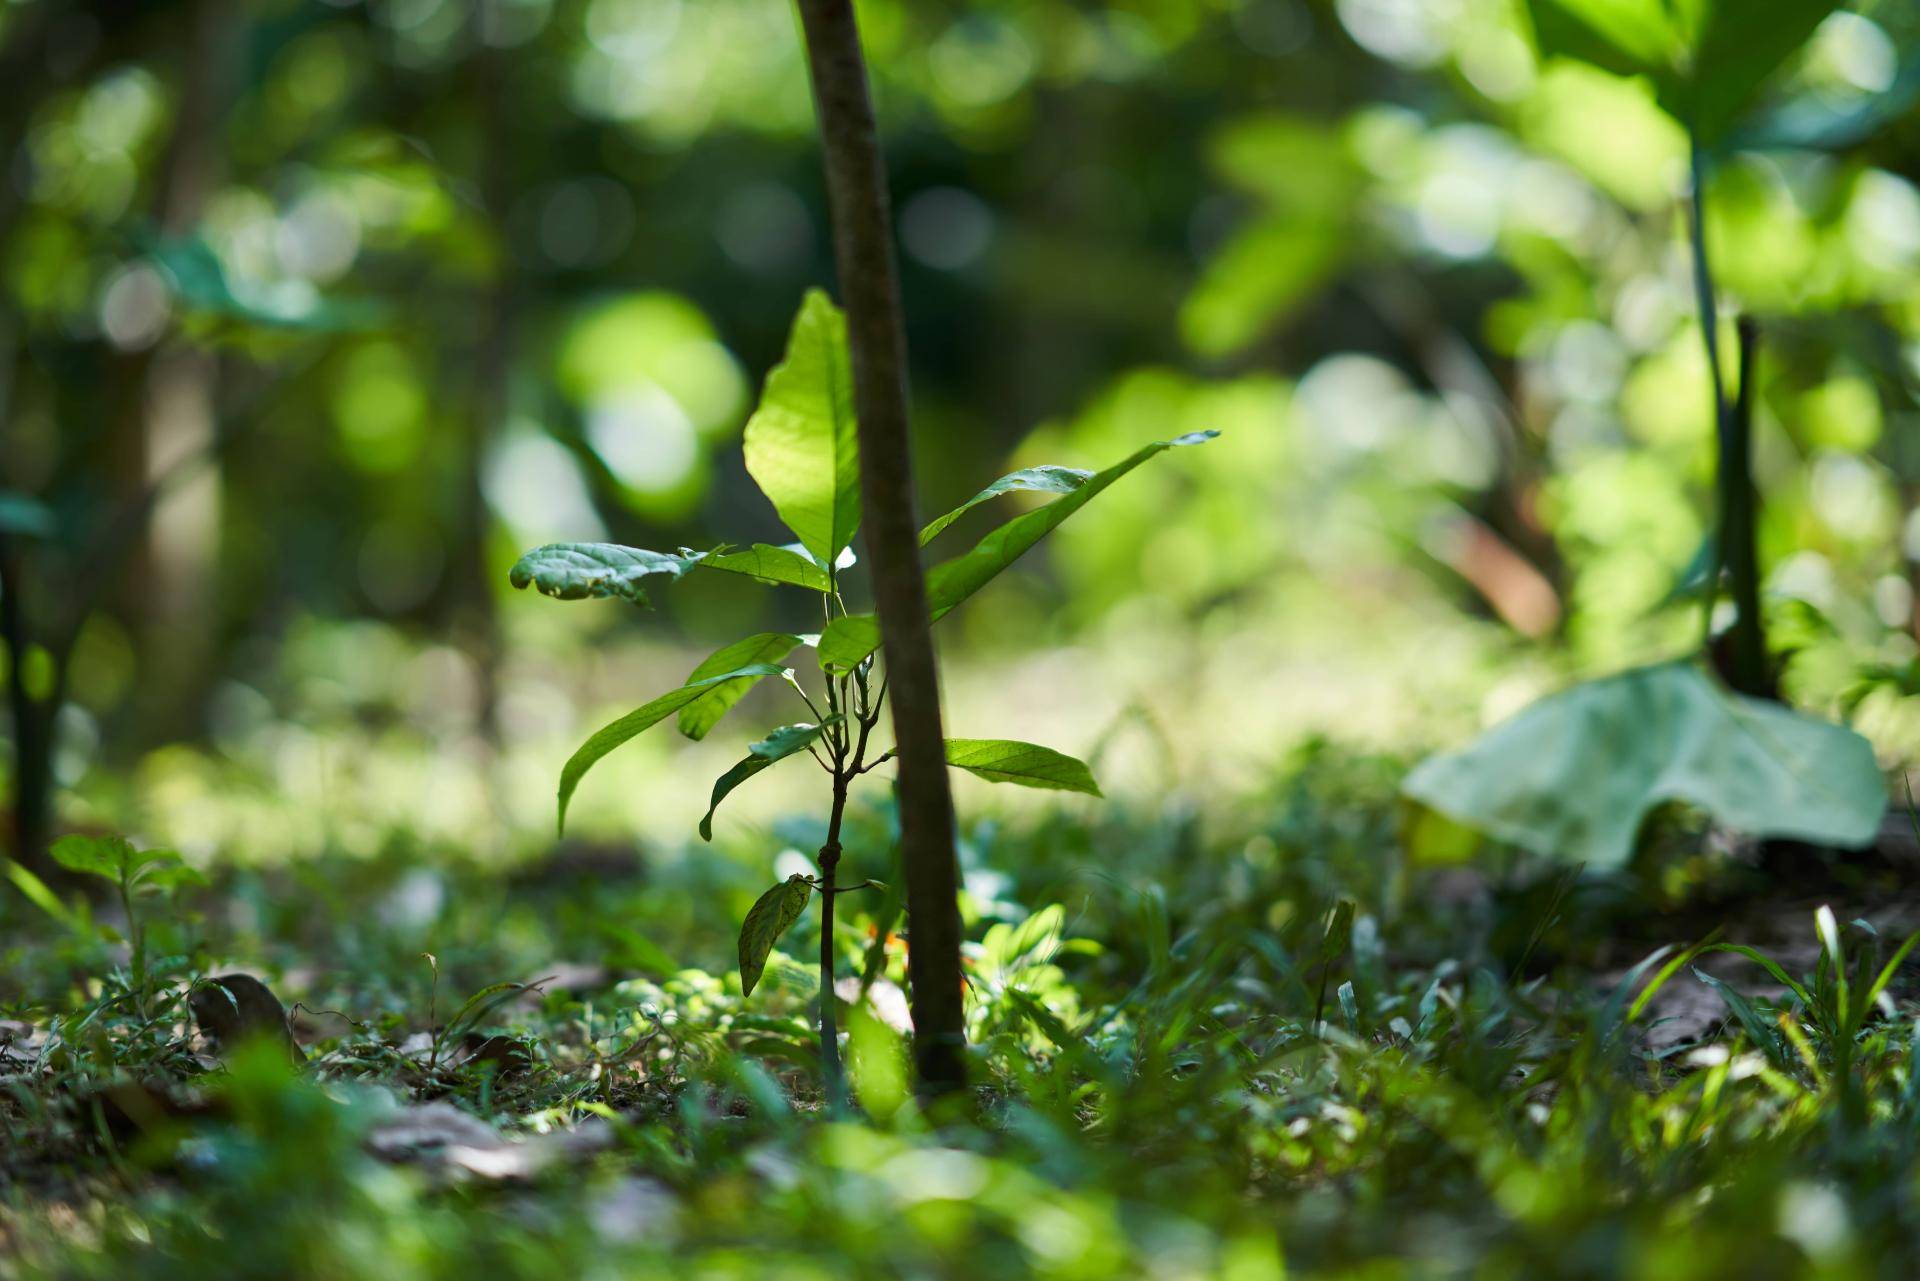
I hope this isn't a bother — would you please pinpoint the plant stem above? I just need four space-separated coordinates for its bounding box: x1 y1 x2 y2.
119 871 146 1020
1687 138 1771 696
1723 318 1769 697
795 0 966 1096
817 771 849 1108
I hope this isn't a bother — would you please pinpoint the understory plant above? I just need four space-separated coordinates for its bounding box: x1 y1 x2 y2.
511 288 1212 1098
1405 0 1892 869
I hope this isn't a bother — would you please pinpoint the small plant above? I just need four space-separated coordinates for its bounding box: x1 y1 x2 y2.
47 833 206 1020
511 289 1212 1098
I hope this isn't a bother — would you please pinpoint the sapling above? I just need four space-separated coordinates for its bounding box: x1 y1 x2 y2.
511 290 1213 1100
48 832 206 1020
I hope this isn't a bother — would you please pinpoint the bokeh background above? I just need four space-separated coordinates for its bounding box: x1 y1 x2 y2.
6 0 1920 875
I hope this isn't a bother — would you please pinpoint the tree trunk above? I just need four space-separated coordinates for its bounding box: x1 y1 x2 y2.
0 535 54 866
794 0 967 1095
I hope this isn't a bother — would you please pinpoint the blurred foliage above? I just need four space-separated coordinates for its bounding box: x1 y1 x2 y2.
6 0 1920 1272
3 0 1920 842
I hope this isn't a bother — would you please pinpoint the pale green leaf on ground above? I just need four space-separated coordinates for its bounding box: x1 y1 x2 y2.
700 544 832 592
508 543 701 606
919 466 1092 545
739 875 813 996
742 290 861 566
676 634 809 740
558 664 788 834
1401 661 1887 868
699 720 836 841
944 739 1102 796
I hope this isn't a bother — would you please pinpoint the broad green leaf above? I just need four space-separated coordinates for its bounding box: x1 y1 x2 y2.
676 633 808 740
558 664 788 834
49 834 136 882
1525 0 1842 144
1682 0 1844 143
0 492 54 539
743 290 861 566
1401 662 1887 868
920 466 1092 545
1525 0 1679 79
509 543 700 606
943 739 1102 796
700 544 831 591
739 875 813 996
700 720 836 840
818 615 883 675
819 432 1218 673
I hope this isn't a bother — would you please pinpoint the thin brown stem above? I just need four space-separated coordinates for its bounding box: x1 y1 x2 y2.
817 771 850 1107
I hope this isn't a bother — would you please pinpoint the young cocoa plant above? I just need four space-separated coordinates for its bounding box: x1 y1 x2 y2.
511 289 1212 1100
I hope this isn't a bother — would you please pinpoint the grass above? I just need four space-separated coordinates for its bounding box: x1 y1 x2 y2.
4 742 1920 1279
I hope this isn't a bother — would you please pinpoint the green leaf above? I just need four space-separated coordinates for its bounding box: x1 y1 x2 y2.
1525 0 1680 79
4 860 82 932
700 544 832 591
818 615 883 676
739 875 813 997
508 542 701 606
1525 0 1842 144
49 834 137 882
925 431 1216 620
676 633 808 740
943 739 1102 796
820 432 1218 673
0 492 55 539
145 231 381 331
1682 0 1843 143
743 290 861 567
700 720 837 841
558 664 788 834
133 854 209 895
920 466 1092 545
1401 662 1888 868
1181 216 1349 357
1317 900 1356 968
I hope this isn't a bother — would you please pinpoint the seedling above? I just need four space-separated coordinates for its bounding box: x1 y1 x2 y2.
47 833 206 1020
511 289 1212 1099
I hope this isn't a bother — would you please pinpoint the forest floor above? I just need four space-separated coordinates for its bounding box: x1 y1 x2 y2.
4 745 1920 1280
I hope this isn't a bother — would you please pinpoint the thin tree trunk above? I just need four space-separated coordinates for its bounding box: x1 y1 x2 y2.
138 0 230 742
795 0 967 1095
459 29 512 747
0 535 54 865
